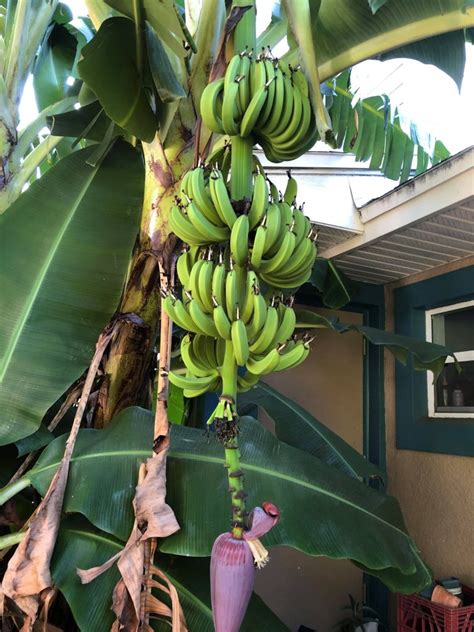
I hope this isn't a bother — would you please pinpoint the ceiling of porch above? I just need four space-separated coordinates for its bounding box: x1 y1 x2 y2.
259 145 474 286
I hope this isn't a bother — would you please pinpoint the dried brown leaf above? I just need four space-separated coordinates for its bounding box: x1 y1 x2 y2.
134 450 180 539
1 330 113 623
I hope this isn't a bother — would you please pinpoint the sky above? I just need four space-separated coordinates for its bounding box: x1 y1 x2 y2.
20 1 474 156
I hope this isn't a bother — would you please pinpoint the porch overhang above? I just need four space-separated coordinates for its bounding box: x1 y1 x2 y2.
318 146 474 284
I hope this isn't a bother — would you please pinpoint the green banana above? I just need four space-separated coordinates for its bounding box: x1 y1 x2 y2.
186 201 230 243
188 258 207 311
184 376 220 399
190 167 223 226
222 79 241 135
241 270 258 323
176 248 192 287
169 371 218 392
225 268 240 321
283 236 316 277
284 170 298 205
268 72 294 137
250 222 267 269
292 206 307 248
230 214 249 266
188 297 219 337
247 171 268 229
237 53 251 112
198 255 215 313
237 370 260 392
231 318 249 366
246 347 280 376
209 170 237 228
200 78 225 134
224 53 243 92
271 82 303 146
181 334 218 377
273 303 297 345
211 259 226 305
263 66 285 135
275 340 310 372
262 202 281 253
258 58 277 128
213 303 232 340
249 304 279 354
170 204 208 246
246 290 267 341
240 82 268 138
260 263 313 289
260 228 296 274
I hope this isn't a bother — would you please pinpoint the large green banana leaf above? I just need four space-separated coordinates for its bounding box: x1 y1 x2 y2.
238 381 385 482
25 407 431 592
52 516 288 632
0 142 143 446
78 18 158 142
288 0 474 85
325 72 450 181
295 310 457 374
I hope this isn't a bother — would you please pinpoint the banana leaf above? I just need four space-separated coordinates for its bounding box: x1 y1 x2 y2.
52 515 288 632
238 381 385 482
325 71 450 181
0 142 143 445
32 22 80 110
295 310 457 373
104 0 187 59
310 257 355 309
25 407 431 592
78 17 157 141
47 101 124 142
286 0 473 86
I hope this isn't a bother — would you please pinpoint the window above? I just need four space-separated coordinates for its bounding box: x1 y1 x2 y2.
426 300 474 418
395 266 474 457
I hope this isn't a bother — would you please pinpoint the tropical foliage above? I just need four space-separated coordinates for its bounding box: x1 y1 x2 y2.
0 0 472 629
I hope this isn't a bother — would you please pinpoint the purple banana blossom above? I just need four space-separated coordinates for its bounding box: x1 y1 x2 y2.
210 503 280 632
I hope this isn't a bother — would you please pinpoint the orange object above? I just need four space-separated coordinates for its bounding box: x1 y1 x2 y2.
431 585 462 608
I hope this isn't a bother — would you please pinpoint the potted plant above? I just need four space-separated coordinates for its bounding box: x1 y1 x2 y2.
335 594 386 631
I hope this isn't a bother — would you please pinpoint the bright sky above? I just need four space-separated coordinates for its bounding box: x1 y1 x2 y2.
21 1 474 157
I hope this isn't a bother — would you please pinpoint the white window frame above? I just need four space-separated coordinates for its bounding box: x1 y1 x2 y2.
426 299 474 419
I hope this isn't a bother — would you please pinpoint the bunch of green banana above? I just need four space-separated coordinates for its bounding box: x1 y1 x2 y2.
200 51 318 162
171 166 270 246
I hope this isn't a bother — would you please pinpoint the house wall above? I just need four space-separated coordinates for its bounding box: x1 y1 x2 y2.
254 307 364 632
384 256 474 596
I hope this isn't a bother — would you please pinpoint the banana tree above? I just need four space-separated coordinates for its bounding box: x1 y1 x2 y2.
0 0 472 630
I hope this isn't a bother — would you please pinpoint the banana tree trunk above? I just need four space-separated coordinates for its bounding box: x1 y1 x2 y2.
94 104 195 426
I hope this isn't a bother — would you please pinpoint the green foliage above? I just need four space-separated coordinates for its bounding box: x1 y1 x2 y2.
78 18 157 141
32 22 79 110
104 0 187 59
47 100 123 143
0 142 143 445
145 21 186 103
325 71 450 181
27 407 431 592
238 381 385 482
367 0 390 13
311 257 355 309
295 310 457 373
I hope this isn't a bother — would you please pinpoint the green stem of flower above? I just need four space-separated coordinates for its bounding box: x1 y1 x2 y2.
221 341 246 539
222 0 257 540
0 476 31 507
230 135 253 201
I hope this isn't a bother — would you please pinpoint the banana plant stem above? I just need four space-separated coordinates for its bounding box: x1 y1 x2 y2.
230 135 253 201
221 341 246 539
222 0 256 539
0 476 31 507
